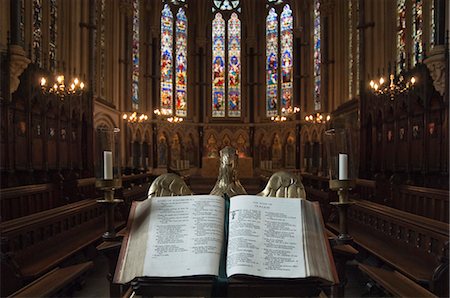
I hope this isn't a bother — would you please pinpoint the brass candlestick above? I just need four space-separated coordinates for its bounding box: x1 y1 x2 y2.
96 179 123 241
329 179 355 244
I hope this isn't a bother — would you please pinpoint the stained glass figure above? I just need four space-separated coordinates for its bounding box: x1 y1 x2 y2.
280 4 293 115
412 0 423 65
132 0 140 110
266 8 278 117
228 13 241 117
313 0 321 111
430 0 435 47
175 8 187 117
33 0 43 66
161 4 173 115
397 0 406 74
348 0 353 99
49 0 57 71
212 13 226 117
99 0 106 96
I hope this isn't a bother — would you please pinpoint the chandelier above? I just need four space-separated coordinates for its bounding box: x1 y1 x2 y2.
369 73 416 99
154 109 184 123
40 75 85 98
304 112 331 124
122 112 149 123
270 106 300 122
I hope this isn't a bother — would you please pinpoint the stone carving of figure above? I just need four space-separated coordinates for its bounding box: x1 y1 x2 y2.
271 133 282 167
170 134 181 168
158 135 168 167
260 139 268 161
185 137 195 166
285 134 295 168
236 134 247 158
207 134 219 158
210 146 247 197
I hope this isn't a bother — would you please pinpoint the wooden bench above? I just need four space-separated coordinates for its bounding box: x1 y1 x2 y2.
359 263 437 297
392 185 449 222
0 183 59 222
327 199 449 296
9 261 94 298
1 198 124 296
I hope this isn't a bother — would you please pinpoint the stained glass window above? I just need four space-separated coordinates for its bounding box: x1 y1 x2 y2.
228 13 241 117
160 4 173 115
397 0 406 74
161 2 188 117
132 0 140 110
280 5 293 115
313 0 321 111
266 8 278 117
355 0 360 96
348 0 353 99
412 0 423 65
175 8 187 117
98 0 106 96
32 0 42 66
213 0 240 12
430 0 435 47
49 0 57 72
212 13 226 117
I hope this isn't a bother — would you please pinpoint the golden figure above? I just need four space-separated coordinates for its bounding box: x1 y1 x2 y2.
148 173 192 198
210 146 247 197
257 171 306 199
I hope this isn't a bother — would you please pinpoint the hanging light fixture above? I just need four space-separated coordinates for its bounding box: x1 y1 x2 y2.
270 106 300 122
369 73 416 99
304 112 331 124
153 109 184 123
40 75 85 98
122 112 149 123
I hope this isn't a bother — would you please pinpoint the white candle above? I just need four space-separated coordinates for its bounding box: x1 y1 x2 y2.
103 151 113 180
339 153 348 180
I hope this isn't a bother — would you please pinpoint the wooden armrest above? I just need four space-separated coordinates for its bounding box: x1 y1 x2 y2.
10 262 93 298
359 263 437 298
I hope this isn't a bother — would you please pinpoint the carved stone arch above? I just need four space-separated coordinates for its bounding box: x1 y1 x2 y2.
94 113 115 131
317 125 326 143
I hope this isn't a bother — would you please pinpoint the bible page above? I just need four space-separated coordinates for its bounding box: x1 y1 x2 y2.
143 195 225 277
226 195 305 278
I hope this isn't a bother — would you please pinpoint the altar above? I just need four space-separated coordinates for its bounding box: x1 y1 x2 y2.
201 157 253 178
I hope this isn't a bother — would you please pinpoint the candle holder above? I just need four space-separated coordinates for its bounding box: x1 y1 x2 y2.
95 127 123 241
324 128 355 244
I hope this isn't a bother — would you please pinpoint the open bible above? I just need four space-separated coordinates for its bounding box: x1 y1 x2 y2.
114 195 337 285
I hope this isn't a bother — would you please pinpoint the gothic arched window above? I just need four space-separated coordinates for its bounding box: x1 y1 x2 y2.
266 2 293 117
32 0 43 66
397 0 406 74
412 0 423 65
212 1 241 118
49 0 57 72
132 0 140 110
160 1 188 117
313 0 321 111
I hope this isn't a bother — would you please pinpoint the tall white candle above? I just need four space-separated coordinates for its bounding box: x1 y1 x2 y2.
103 151 113 180
339 153 348 180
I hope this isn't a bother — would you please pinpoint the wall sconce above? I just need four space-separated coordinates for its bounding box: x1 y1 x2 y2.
40 75 85 98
